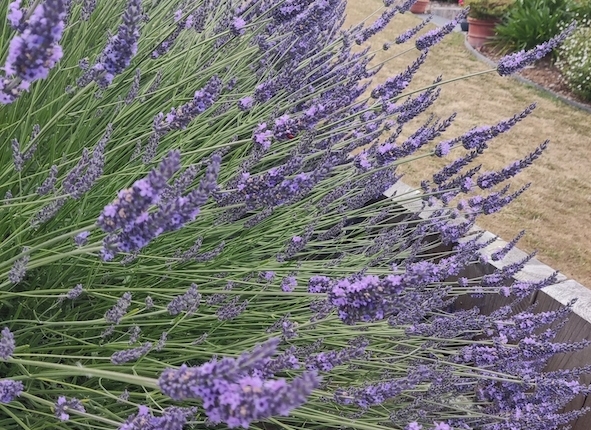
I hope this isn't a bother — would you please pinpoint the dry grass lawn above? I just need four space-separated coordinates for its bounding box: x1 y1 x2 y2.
344 2 591 287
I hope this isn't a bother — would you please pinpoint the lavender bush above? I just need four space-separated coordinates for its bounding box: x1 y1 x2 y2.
0 0 587 429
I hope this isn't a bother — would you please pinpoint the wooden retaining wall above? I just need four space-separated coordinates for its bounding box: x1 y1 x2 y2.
385 182 591 429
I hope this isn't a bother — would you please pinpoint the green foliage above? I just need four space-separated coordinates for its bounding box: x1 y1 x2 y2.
494 0 574 53
556 20 591 101
463 0 514 20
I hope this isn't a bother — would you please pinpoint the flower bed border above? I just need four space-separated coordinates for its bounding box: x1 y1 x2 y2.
385 181 591 429
462 36 591 115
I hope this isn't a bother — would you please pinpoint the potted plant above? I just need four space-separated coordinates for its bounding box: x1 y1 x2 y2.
410 0 430 14
463 0 513 47
459 0 469 31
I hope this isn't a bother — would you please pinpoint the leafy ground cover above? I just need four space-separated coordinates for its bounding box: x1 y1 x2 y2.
346 2 591 287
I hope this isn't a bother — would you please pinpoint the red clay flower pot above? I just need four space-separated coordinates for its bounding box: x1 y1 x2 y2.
467 17 499 48
410 0 430 14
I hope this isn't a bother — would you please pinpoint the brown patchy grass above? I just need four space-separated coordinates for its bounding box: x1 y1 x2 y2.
344 2 591 287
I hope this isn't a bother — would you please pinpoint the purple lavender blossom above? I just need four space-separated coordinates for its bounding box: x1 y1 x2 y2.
406 423 422 430
216 296 248 321
3 0 66 86
355 6 398 45
36 165 58 196
260 271 275 282
371 51 428 100
7 1 24 30
281 276 297 292
113 154 221 255
394 16 432 45
273 114 298 141
238 96 254 111
158 339 320 427
497 22 576 76
55 396 86 421
90 0 142 88
306 337 369 372
252 123 273 150
63 124 112 199
97 150 181 233
308 275 331 293
105 292 132 325
167 283 201 316
415 9 468 51
74 231 90 247
231 16 246 35
476 141 547 189
492 230 526 261
8 247 29 284
111 342 152 365
0 328 16 360
0 379 23 403
153 76 222 133
460 104 536 150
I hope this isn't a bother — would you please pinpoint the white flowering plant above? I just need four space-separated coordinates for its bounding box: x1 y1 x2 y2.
556 16 591 101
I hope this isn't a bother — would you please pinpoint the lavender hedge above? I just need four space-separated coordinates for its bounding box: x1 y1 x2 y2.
0 0 586 429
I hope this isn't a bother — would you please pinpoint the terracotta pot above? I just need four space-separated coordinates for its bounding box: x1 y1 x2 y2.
467 17 499 48
409 0 430 14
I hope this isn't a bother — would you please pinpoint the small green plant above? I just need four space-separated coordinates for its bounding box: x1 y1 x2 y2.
556 19 591 101
463 0 514 20
494 0 574 53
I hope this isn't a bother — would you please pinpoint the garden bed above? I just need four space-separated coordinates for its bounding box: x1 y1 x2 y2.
476 45 591 111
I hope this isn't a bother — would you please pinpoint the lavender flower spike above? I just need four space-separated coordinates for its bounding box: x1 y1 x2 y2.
415 9 468 51
91 0 143 87
97 150 181 233
0 380 24 403
0 328 16 360
497 22 576 76
3 0 66 84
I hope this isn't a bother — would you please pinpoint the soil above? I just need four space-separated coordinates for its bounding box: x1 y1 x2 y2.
475 44 591 110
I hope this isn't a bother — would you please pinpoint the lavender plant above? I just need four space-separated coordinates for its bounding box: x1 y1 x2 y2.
0 0 586 429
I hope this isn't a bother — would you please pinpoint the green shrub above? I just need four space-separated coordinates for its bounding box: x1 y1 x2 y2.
556 19 591 101
494 0 574 53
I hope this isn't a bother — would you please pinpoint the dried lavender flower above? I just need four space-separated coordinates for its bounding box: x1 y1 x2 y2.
31 197 67 227
145 296 153 309
125 68 141 104
155 331 167 351
0 380 23 403
8 248 29 284
105 292 132 325
167 283 201 316
128 325 141 344
0 328 16 360
36 165 58 196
